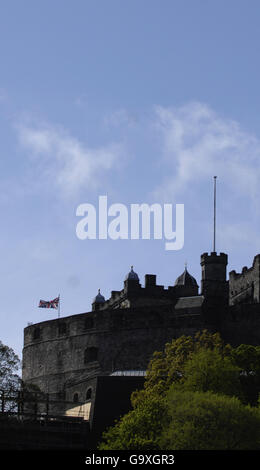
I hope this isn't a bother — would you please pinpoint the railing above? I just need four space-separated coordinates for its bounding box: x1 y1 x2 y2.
0 389 90 423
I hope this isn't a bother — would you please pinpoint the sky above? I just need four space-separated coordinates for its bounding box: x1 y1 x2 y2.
1 0 260 362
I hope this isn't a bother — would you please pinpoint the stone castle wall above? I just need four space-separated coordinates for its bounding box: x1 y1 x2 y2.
229 255 260 305
22 305 203 413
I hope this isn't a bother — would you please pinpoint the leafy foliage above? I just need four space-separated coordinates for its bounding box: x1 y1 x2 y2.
99 330 260 450
0 340 21 412
160 389 260 450
179 348 242 398
0 340 20 392
131 330 234 407
99 397 169 450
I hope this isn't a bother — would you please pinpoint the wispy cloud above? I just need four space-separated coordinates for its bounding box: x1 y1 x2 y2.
16 120 122 198
149 101 260 254
153 102 260 206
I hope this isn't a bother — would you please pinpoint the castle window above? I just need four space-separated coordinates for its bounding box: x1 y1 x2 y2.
58 322 67 335
86 388 92 400
84 317 94 330
84 347 98 364
33 327 41 340
73 393 79 403
57 351 64 367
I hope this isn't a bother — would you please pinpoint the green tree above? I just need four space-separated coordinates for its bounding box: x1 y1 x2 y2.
99 331 260 450
231 344 260 405
131 330 234 407
98 396 169 450
179 347 242 398
232 344 260 373
159 389 260 450
0 340 21 412
0 341 20 391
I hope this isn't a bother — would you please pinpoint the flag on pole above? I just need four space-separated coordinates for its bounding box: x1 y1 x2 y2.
38 296 60 309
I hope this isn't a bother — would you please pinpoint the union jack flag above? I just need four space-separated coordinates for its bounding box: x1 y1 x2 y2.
38 296 59 309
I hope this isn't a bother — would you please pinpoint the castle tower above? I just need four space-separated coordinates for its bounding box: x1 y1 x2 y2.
124 266 141 294
92 289 105 311
200 252 228 302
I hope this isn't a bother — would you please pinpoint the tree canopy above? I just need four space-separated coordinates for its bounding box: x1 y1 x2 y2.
0 340 20 392
99 330 260 450
160 389 260 450
0 341 21 413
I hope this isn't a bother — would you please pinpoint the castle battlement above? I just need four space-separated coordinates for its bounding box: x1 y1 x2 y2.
201 252 228 264
92 266 199 311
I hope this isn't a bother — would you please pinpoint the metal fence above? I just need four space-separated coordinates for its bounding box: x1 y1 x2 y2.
0 389 88 423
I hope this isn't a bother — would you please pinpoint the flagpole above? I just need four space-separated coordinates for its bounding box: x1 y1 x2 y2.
58 294 60 319
213 176 217 253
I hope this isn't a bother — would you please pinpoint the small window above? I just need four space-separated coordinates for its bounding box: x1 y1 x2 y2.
86 388 92 400
33 327 41 340
73 393 79 403
58 322 67 335
84 347 98 364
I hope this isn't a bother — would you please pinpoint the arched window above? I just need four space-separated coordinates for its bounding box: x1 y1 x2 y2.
86 388 92 400
84 347 98 364
73 392 79 403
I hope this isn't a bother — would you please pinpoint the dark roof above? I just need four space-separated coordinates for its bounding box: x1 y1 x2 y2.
125 266 139 281
174 295 204 310
93 289 105 304
110 370 146 376
174 267 198 287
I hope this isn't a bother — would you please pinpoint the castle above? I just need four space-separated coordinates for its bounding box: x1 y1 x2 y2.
22 250 260 442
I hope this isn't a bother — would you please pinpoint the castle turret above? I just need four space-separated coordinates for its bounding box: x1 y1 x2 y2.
200 252 229 326
92 289 105 311
124 266 141 294
174 265 199 297
200 252 228 302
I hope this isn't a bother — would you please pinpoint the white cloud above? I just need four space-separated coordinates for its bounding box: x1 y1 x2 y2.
149 101 260 256
17 121 122 198
153 101 260 206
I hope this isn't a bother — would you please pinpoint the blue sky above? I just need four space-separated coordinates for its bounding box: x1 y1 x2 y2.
1 0 260 361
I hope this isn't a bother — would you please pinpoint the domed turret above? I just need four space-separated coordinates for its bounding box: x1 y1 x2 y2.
125 266 139 281
93 289 105 304
174 264 199 297
174 266 198 287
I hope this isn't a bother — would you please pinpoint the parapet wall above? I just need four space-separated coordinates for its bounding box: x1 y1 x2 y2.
201 252 228 264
